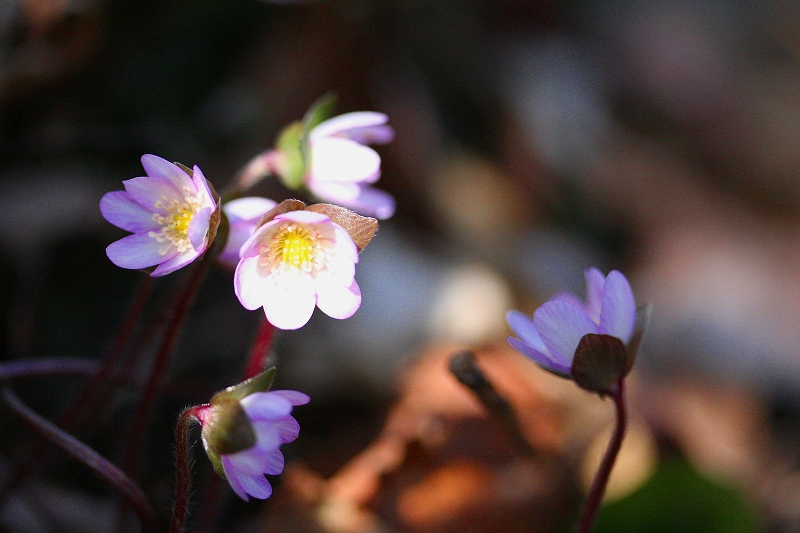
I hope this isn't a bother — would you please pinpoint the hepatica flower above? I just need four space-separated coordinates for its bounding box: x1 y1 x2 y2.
234 203 374 330
507 268 648 393
100 155 218 276
198 384 309 501
305 112 395 219
218 197 278 268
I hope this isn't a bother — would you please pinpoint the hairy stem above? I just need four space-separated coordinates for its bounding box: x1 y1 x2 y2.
170 406 203 533
576 379 627 533
1 386 157 533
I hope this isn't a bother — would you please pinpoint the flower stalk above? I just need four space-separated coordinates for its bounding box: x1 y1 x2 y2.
576 378 627 533
171 405 203 533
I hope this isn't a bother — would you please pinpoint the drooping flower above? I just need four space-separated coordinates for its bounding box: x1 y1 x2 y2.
506 268 638 380
305 112 395 219
198 382 309 501
234 206 365 330
218 197 278 268
99 154 218 276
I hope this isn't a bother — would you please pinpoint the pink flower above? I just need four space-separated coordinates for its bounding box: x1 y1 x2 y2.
198 389 309 501
234 210 361 330
99 155 217 276
218 197 278 268
306 112 395 219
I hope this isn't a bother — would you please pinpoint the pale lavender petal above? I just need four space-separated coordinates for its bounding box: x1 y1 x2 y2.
599 270 636 343
99 191 160 233
584 267 606 323
325 251 356 286
506 310 547 353
123 176 182 212
314 274 361 320
140 154 194 192
309 112 388 142
342 124 395 145
221 456 251 501
341 186 396 220
106 233 175 269
534 300 598 366
223 197 277 224
191 165 215 207
310 137 381 184
507 337 571 376
239 221 280 260
151 250 199 277
272 416 301 443
188 206 212 251
259 448 285 476
234 256 269 310
241 392 292 420
551 292 586 312
275 210 330 225
218 221 256 266
262 273 316 330
270 390 310 406
332 226 358 263
222 455 273 500
308 180 361 203
249 420 282 449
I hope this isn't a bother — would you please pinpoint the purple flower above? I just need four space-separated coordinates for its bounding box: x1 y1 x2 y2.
218 197 278 268
99 155 217 277
306 112 396 220
234 209 361 330
199 390 309 501
506 268 636 377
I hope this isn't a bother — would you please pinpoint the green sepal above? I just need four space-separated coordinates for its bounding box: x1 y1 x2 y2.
274 121 306 190
207 446 226 479
302 92 337 134
201 397 257 456
571 333 629 395
210 367 276 405
625 303 652 374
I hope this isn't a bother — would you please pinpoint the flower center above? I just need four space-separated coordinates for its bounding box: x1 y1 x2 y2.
148 186 203 255
260 222 325 275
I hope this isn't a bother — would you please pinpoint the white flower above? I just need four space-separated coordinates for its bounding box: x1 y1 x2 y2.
234 210 361 330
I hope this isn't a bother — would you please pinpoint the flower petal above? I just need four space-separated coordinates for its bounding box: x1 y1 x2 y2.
222 455 273 500
506 310 547 354
308 180 361 203
272 416 301 443
310 137 381 184
309 111 389 142
188 206 212 251
584 267 606 323
315 274 361 320
348 185 396 219
534 300 598 366
223 197 277 224
599 270 636 343
99 191 160 233
140 154 194 193
262 273 316 330
234 256 269 310
259 448 285 476
150 250 199 277
191 165 215 207
241 392 293 421
270 390 310 406
275 210 330 225
123 176 182 213
508 337 571 377
341 124 395 145
106 233 176 269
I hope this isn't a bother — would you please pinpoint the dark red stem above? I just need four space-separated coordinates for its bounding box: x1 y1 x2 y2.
1 386 158 533
170 405 204 533
243 317 275 380
123 259 210 480
576 379 627 533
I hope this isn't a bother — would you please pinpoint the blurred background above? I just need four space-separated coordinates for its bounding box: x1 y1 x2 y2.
2 0 800 531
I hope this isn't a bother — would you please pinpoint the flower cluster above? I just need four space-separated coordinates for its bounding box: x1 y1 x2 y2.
100 155 218 277
506 268 646 393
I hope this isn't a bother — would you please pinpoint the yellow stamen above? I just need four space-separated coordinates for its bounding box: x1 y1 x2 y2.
260 222 325 275
148 186 203 255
